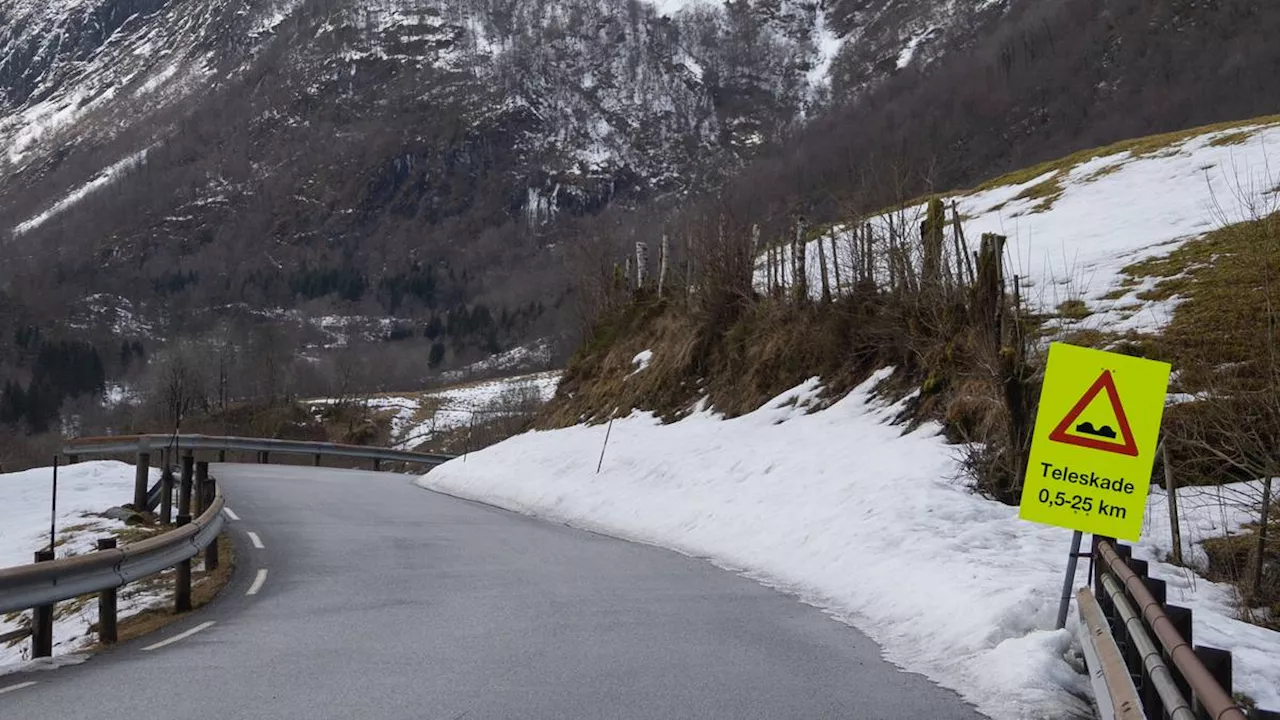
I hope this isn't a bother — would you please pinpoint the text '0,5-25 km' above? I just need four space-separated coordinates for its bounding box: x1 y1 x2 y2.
1032 488 1128 520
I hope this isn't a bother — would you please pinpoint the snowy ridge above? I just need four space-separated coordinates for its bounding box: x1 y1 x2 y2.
420 371 1280 718
758 120 1280 334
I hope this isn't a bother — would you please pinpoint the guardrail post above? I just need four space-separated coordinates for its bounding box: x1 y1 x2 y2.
373 458 381 471
160 465 175 525
218 450 226 463
258 450 269 464
1192 646 1233 718
133 452 151 510
175 514 193 612
1167 605 1194 701
314 453 322 467
97 538 118 644
179 450 194 517
205 479 220 571
1143 575 1167 606
31 549 54 658
194 461 209 515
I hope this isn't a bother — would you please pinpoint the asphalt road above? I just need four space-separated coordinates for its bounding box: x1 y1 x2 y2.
0 464 987 719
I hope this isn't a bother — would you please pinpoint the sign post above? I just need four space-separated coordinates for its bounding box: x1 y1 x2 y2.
1018 343 1171 627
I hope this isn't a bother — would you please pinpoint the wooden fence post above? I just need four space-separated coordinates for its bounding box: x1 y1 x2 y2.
97 538 118 644
133 452 150 510
31 549 54 658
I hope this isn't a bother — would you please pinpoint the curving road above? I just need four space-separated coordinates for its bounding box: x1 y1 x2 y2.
1 464 986 719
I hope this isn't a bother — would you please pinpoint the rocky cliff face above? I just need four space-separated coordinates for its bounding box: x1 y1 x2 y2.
0 0 1003 365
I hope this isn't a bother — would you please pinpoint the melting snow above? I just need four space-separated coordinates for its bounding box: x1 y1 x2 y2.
419 371 1280 718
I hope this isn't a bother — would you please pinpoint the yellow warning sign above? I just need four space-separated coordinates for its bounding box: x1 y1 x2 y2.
1019 343 1171 540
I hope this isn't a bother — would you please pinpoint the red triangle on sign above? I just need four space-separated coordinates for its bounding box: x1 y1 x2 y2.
1048 370 1140 456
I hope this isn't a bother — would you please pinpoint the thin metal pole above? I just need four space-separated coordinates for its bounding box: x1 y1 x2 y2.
1056 530 1084 629
463 413 474 462
50 456 59 553
596 416 615 474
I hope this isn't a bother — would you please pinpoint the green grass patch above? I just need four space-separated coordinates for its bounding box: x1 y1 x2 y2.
1209 130 1254 148
972 115 1280 196
1055 299 1092 320
1120 214 1280 392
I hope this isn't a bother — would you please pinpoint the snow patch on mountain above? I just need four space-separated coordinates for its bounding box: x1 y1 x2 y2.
13 147 150 236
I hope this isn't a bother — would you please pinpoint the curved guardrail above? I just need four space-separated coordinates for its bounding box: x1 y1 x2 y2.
64 434 455 466
2 434 457 661
0 486 224 615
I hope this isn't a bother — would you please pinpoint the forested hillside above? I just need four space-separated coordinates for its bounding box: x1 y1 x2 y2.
2 0 1279 459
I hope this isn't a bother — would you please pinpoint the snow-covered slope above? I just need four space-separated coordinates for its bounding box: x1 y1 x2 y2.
760 118 1280 334
307 370 561 450
418 371 1280 719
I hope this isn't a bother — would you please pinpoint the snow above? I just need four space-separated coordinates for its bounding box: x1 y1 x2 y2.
439 339 554 382
12 148 151 236
307 371 562 450
72 293 155 338
629 349 654 375
648 0 723 17
897 26 935 69
759 122 1280 334
0 461 161 666
418 370 1280 718
807 4 843 92
396 371 561 449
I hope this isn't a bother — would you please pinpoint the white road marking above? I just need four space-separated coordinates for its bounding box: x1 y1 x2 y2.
142 621 215 651
246 531 264 549
0 681 37 695
223 508 240 521
247 568 268 596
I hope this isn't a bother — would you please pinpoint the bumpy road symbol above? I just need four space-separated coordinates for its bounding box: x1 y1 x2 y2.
1047 370 1139 457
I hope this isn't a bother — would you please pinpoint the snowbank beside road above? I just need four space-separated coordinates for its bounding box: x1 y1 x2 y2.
417 371 1280 719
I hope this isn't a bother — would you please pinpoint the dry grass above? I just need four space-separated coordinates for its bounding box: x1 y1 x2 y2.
1202 525 1280 629
1123 214 1280 392
972 115 1280 195
543 294 893 427
1055 299 1091 321
86 534 236 649
1209 130 1254 148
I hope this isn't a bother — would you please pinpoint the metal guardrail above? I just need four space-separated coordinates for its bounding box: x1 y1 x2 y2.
1086 538 1279 720
2 435 455 660
65 434 455 467
1077 586 1144 720
0 487 224 615
0 478 225 657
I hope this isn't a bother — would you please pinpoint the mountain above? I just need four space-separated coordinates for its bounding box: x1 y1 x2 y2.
0 0 839 353
5 0 1277 430
0 0 1003 361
